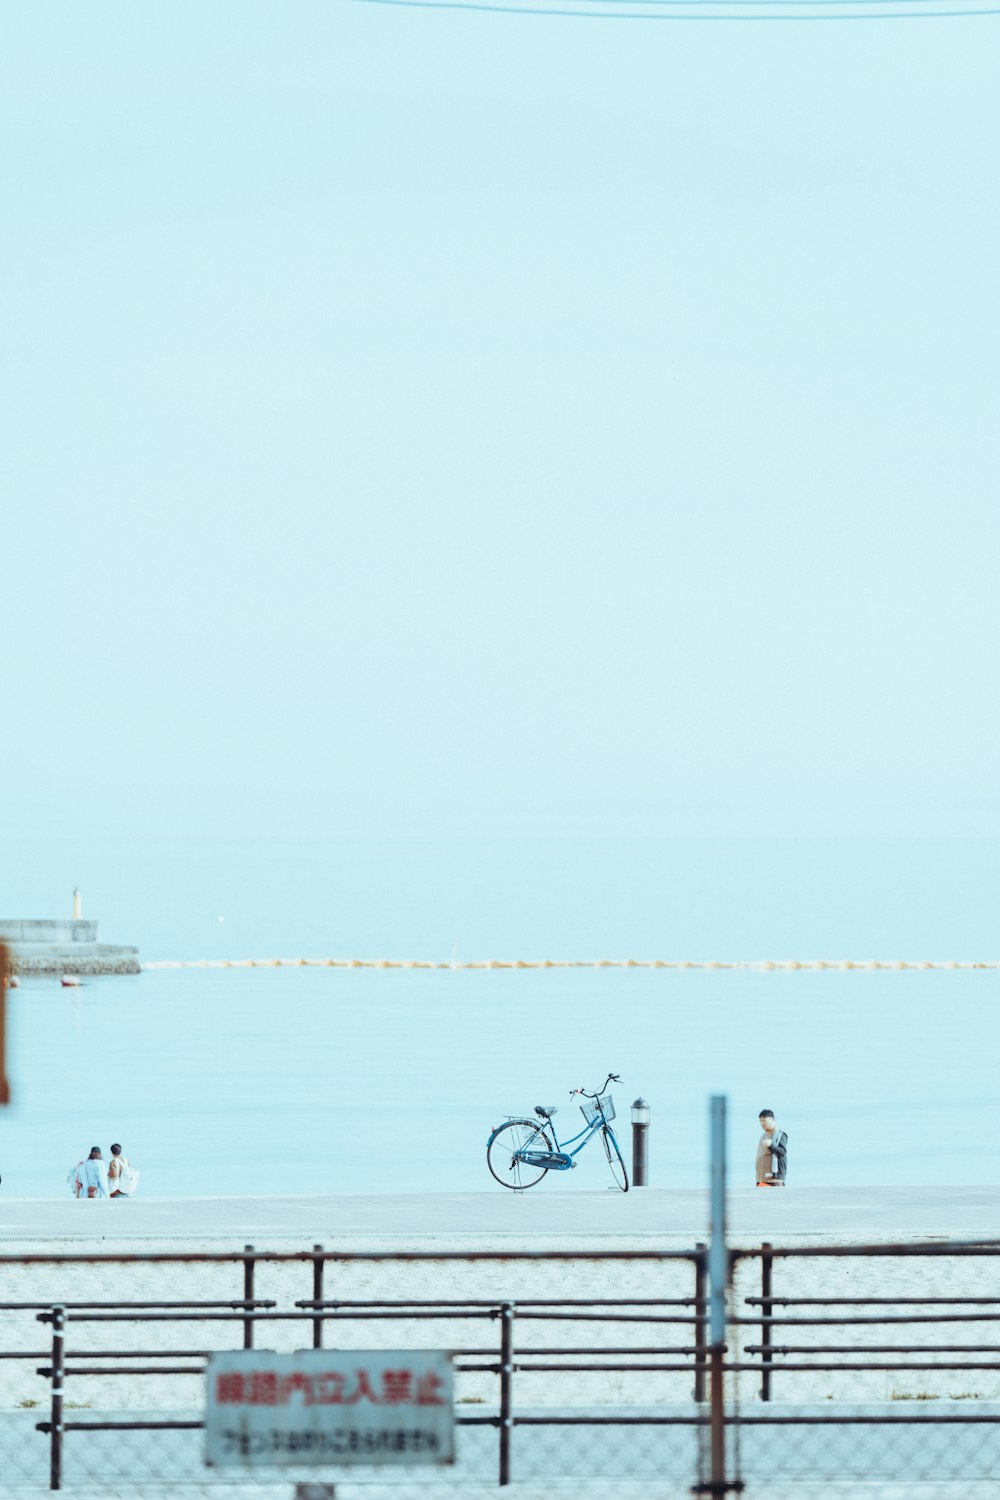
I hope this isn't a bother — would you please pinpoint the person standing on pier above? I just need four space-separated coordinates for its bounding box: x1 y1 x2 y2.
756 1111 787 1186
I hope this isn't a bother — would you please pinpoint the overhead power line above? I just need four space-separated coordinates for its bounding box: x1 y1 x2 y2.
431 0 996 6
348 0 1000 16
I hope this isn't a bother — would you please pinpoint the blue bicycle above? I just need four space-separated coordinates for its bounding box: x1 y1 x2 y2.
486 1073 629 1192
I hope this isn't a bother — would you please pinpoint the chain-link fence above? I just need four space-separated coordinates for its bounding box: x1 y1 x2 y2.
723 1241 1000 1498
1 1242 999 1496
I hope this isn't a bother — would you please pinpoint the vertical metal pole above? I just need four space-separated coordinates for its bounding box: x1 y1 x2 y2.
498 1301 514 1486
708 1094 729 1497
50 1306 65 1491
312 1244 324 1350
0 942 11 1106
243 1245 255 1350
708 1096 727 1347
709 1348 726 1496
760 1242 773 1402
694 1243 707 1403
631 1099 649 1186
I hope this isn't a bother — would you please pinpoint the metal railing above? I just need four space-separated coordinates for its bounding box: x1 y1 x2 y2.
2 1240 999 1492
735 1239 1000 1397
18 1245 708 1490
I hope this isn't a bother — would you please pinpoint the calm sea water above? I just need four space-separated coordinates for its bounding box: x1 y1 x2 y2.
2 836 999 1197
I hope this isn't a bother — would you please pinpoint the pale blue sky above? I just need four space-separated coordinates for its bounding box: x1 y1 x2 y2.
3 3 998 841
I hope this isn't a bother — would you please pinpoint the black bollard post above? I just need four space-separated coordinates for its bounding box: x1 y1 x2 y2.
631 1098 650 1186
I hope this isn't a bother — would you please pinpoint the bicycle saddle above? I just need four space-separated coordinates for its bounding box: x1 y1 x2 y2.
534 1105 558 1118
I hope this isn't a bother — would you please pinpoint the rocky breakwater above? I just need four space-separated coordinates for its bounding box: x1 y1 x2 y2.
0 919 140 976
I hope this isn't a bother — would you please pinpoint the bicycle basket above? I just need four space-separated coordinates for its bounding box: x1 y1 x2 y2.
580 1093 616 1125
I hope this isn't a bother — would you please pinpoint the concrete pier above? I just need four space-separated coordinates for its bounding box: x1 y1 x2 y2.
3 1186 998 1242
0 918 140 976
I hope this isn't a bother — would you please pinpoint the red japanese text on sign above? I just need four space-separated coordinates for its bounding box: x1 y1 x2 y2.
206 1349 454 1471
214 1364 442 1408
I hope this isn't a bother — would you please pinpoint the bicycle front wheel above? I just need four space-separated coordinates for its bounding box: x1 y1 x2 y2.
602 1125 629 1192
487 1119 553 1190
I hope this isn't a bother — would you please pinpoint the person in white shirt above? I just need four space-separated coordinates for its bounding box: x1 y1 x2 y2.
77 1147 110 1199
108 1143 131 1198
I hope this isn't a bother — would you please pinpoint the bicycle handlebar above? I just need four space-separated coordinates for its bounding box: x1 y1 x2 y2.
570 1072 621 1100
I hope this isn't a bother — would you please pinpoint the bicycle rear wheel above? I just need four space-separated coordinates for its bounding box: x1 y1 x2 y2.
602 1125 629 1191
487 1119 553 1189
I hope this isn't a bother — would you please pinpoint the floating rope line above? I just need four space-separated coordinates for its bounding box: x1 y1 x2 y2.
142 957 1000 971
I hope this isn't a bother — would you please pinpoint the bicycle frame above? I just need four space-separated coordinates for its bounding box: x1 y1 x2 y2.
516 1102 619 1170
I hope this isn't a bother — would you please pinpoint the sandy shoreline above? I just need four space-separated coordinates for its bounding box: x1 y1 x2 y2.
0 1197 997 1497
1 1188 998 1416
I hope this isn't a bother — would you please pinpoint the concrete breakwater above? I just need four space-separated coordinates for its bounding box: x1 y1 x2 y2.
0 919 140 976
